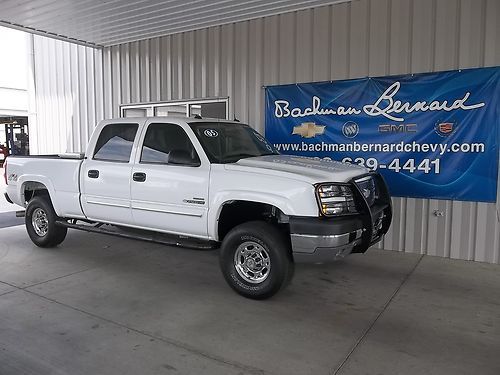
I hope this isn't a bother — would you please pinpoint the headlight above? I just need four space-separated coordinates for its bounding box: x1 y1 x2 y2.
316 183 357 216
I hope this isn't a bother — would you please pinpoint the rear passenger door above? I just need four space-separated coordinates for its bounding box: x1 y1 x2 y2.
80 122 140 225
130 122 210 238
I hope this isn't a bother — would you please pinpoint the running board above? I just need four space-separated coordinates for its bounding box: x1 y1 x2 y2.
56 220 218 250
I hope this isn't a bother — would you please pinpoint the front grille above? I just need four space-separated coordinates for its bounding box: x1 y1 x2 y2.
355 176 376 206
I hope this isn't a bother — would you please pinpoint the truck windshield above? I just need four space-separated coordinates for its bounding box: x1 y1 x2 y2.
189 122 278 163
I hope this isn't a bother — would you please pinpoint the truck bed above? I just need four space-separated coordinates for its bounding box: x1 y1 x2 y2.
5 155 85 218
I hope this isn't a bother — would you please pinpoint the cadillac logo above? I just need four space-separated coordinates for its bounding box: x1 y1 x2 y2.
435 121 456 137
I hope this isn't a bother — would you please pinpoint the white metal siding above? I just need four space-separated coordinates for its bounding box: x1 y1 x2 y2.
29 35 103 154
31 0 500 263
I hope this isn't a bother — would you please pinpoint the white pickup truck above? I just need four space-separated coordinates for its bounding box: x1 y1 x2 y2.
4 117 392 299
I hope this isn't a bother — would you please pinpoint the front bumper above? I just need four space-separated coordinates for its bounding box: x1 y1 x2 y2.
291 230 363 263
290 172 392 263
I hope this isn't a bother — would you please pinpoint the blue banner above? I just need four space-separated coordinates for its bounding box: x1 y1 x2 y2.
265 67 499 202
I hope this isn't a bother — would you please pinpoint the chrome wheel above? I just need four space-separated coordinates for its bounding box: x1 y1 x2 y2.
233 241 271 283
32 207 49 237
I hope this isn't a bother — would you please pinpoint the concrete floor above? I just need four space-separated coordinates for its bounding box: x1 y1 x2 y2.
0 225 499 375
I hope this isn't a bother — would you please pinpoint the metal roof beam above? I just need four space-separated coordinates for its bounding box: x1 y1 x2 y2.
0 21 103 48
0 0 351 47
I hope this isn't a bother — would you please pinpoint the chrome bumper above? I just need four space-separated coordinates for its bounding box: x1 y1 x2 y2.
291 229 363 263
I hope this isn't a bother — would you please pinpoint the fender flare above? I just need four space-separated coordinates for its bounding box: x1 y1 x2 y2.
18 175 60 215
208 191 297 240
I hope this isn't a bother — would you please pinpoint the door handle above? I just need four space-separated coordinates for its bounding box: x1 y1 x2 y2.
88 170 99 179
133 172 147 182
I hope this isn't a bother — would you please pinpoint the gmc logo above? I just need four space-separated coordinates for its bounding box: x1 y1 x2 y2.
378 124 417 133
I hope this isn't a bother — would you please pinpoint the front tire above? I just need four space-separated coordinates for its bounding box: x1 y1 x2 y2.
25 196 67 247
219 221 294 299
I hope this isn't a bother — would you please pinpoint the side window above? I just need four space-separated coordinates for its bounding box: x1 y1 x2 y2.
140 123 199 165
93 124 138 162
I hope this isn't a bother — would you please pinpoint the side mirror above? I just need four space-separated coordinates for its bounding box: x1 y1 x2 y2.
168 149 200 167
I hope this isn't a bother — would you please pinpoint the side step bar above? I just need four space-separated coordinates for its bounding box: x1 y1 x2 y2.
56 220 218 251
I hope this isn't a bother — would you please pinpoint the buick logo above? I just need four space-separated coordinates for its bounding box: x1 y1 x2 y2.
342 121 359 138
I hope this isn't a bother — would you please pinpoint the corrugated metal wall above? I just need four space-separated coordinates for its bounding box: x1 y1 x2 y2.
31 0 500 263
29 35 104 154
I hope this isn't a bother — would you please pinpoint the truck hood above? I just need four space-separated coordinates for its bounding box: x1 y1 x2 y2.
227 154 368 184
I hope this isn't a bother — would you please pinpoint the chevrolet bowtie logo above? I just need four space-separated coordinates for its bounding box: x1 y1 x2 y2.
292 122 325 138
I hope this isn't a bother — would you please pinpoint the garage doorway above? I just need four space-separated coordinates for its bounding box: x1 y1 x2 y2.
0 116 29 166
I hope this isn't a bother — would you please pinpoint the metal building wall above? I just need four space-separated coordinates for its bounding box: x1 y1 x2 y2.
29 35 104 154
32 0 500 263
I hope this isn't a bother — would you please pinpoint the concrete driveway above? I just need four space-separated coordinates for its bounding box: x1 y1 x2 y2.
0 225 499 375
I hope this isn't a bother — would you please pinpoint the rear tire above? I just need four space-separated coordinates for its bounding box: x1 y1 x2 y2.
25 196 67 247
219 221 294 299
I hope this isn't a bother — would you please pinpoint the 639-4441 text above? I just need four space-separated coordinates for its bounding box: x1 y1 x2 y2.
342 157 441 174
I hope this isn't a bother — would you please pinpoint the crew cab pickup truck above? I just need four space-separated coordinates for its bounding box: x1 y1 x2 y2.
3 117 392 299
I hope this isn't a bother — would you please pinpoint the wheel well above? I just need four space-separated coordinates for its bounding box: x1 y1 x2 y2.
22 181 50 204
217 201 290 241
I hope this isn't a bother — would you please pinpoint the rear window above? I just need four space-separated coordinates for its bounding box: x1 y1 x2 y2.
93 124 138 162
